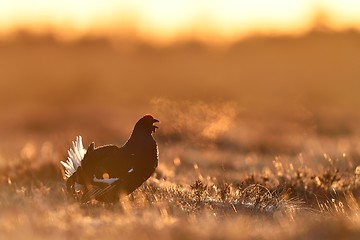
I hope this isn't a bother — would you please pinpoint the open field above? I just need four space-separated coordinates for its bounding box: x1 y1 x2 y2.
1 31 360 239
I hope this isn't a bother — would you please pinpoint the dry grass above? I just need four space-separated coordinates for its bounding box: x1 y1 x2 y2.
2 124 360 240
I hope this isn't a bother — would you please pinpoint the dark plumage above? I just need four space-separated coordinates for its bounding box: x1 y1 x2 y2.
62 114 159 203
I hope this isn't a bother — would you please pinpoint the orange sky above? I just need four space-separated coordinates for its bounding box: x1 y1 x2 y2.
1 0 360 44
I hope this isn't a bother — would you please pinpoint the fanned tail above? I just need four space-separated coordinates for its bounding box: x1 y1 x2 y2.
61 136 86 178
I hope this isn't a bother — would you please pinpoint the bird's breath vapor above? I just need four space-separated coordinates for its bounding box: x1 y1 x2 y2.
151 98 238 141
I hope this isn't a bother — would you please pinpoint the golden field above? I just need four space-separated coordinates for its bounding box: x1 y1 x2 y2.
1 30 360 239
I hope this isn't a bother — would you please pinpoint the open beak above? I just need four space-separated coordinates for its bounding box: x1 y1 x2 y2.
152 119 159 132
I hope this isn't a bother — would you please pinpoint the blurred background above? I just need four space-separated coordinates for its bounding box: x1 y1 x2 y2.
1 0 360 163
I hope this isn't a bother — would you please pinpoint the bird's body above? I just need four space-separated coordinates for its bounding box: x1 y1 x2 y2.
61 115 159 203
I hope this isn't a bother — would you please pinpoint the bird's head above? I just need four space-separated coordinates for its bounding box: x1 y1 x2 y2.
134 114 159 135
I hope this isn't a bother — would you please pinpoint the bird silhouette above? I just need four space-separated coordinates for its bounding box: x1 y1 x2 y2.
61 114 159 203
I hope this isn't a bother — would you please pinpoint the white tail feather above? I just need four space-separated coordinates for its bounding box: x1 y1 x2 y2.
61 136 86 178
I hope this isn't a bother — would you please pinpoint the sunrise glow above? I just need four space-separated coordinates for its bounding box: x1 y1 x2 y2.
0 0 360 44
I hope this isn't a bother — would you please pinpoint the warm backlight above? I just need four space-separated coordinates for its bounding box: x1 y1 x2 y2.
0 0 360 44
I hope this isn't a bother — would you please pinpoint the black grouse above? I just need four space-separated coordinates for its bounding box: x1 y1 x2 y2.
61 114 159 203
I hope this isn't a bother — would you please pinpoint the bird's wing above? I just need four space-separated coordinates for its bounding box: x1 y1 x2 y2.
81 180 121 203
79 144 141 203
81 144 135 179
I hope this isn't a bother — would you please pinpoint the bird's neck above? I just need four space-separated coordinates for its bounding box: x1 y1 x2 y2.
124 133 158 168
124 129 156 151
